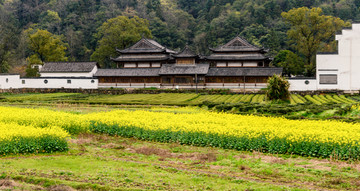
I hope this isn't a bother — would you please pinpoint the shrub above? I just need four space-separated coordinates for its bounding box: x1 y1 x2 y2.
266 75 290 101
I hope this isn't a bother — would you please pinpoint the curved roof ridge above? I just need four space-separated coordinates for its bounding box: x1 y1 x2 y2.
117 37 176 54
173 45 198 58
210 36 262 52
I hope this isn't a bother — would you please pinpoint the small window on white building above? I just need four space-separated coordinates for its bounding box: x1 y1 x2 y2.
67 80 71 84
22 80 25 84
91 80 95 83
5 78 8 83
44 80 48 84
319 74 337 85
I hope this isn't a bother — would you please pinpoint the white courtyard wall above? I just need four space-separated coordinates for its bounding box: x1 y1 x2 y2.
288 79 317 91
0 75 21 89
21 78 98 89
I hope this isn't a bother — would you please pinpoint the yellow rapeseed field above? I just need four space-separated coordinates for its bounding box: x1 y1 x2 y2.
88 110 360 146
0 122 69 141
0 106 359 158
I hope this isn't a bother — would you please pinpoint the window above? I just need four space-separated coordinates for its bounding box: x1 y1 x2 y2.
132 78 145 83
319 74 337 84
146 77 161 83
175 77 191 83
5 78 8 83
44 80 48 84
162 77 172 84
22 80 25 84
195 76 205 83
67 80 71 84
206 77 222 83
224 77 243 83
91 80 95 83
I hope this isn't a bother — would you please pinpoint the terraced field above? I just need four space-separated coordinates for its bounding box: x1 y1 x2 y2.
0 92 358 105
290 94 357 105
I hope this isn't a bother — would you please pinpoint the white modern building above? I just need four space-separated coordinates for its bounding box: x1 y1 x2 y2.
289 23 360 92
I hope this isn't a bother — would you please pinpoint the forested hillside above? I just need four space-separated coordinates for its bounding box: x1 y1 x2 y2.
0 0 359 74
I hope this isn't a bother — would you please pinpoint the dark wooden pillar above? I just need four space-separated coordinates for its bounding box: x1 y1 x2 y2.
243 76 246 94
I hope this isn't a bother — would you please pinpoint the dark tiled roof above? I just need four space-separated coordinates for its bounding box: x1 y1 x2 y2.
111 55 171 62
117 38 176 54
159 64 209 75
40 62 98 73
173 46 198 58
317 52 338 55
0 73 19 75
206 55 268 61
210 36 262 52
94 68 160 77
207 67 283 76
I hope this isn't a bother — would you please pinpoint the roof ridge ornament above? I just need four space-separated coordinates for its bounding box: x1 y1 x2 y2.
173 45 198 58
208 36 262 52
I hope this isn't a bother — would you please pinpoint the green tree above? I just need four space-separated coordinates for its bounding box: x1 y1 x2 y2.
25 29 68 76
0 3 19 73
281 7 348 76
273 50 305 77
91 16 152 68
266 74 290 101
39 10 61 34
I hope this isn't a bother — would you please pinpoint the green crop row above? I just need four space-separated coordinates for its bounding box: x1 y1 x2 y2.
89 121 360 160
0 136 68 155
290 94 306 104
1 93 358 106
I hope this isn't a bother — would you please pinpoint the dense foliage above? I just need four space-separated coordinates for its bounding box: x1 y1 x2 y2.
90 16 152 67
282 7 348 76
266 75 290 101
0 0 357 74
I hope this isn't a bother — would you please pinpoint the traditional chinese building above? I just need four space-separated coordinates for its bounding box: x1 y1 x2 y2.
205 36 276 87
95 36 282 89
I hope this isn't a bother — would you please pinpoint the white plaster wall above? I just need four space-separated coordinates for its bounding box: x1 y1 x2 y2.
0 75 21 89
40 66 98 78
243 62 257 67
124 63 136 68
288 79 317 91
228 62 242 67
314 24 360 91
138 63 150 67
21 78 98 89
152 63 161 67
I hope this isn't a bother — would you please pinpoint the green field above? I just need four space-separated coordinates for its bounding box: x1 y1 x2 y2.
0 92 357 105
1 93 360 190
1 92 359 122
2 134 360 191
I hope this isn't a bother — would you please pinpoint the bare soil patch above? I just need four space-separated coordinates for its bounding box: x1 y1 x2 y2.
47 184 76 191
0 178 20 189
